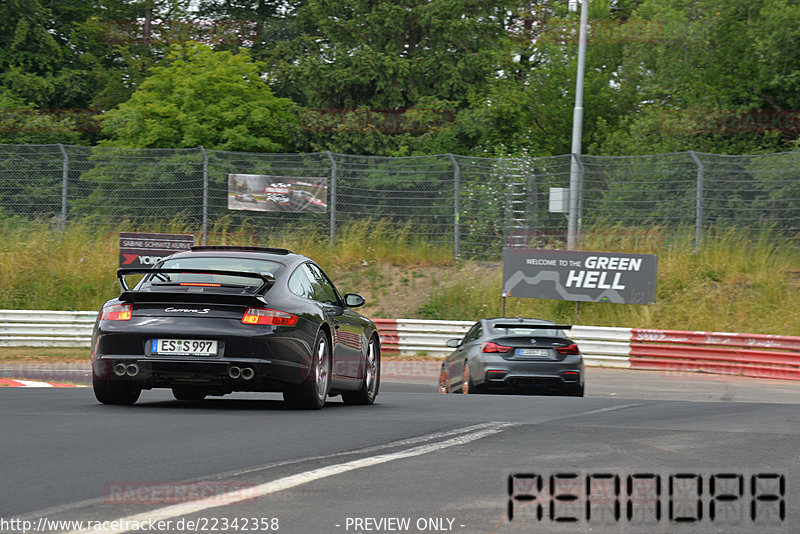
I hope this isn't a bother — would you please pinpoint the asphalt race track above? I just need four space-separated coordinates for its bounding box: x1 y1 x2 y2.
1 368 797 534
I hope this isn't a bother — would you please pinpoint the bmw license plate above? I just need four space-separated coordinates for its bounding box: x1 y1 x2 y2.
517 348 550 357
151 339 218 356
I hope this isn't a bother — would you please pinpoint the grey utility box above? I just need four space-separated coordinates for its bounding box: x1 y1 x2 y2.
549 187 570 213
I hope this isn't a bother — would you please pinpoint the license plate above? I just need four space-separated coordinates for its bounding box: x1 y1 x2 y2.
518 348 550 357
151 339 218 356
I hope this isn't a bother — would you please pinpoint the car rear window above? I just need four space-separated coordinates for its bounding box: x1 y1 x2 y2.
141 257 282 288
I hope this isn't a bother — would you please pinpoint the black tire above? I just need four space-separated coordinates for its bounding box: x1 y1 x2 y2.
342 335 380 405
283 331 331 410
172 387 207 401
93 377 141 405
461 361 473 394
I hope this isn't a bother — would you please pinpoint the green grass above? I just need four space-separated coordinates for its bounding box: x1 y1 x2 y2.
0 218 451 311
1 219 798 337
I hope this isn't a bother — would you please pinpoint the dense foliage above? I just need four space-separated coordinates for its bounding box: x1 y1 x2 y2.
0 0 798 155
100 44 299 151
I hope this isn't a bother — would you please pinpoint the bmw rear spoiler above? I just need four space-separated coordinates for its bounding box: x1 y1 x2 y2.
117 268 276 294
494 323 572 330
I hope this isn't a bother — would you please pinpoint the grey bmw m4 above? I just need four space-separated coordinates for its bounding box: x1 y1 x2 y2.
438 318 584 396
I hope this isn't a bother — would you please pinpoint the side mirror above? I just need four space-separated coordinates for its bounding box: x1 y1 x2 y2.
446 338 461 348
344 293 366 308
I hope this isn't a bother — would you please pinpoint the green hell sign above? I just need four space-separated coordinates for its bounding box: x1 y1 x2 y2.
502 248 658 305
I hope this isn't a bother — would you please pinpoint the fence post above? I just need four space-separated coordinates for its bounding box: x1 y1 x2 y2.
570 153 585 250
326 151 337 246
447 154 460 259
527 158 538 232
199 146 208 245
57 144 68 231
688 151 703 252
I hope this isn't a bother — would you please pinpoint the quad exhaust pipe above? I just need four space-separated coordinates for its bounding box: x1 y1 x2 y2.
240 367 255 380
113 362 140 377
228 366 255 380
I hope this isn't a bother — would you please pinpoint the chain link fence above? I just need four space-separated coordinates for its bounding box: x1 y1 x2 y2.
1 144 798 257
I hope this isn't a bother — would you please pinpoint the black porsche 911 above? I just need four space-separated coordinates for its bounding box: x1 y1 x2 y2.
91 246 380 409
438 318 584 397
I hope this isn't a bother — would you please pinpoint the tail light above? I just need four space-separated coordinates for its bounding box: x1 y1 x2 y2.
481 342 511 353
100 303 132 321
242 308 299 326
556 343 580 355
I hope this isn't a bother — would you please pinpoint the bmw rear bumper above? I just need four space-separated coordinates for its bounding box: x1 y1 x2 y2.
477 355 584 394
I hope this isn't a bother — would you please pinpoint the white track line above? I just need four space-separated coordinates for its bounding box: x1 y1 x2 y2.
18 423 503 523
65 422 515 534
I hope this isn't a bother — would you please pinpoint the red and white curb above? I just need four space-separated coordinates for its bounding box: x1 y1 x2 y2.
0 378 86 388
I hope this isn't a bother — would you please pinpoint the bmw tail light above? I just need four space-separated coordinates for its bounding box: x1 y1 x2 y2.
481 342 511 353
556 343 580 355
100 303 132 321
242 308 299 326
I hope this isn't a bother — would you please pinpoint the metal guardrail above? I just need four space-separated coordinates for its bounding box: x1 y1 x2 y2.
374 319 632 367
2 311 799 381
0 310 95 348
373 319 473 355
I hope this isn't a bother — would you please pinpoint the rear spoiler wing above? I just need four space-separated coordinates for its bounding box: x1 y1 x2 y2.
117 268 276 294
494 323 572 330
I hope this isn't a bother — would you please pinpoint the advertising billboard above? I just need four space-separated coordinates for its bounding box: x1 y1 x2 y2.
119 232 195 268
228 174 327 213
503 248 658 304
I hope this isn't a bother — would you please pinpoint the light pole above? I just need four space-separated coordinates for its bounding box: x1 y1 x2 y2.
567 0 589 250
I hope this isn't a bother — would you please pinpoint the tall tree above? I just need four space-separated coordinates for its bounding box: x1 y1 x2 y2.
261 0 512 155
194 0 302 52
438 0 644 157
82 44 300 225
597 0 800 154
0 0 192 143
0 0 97 108
100 43 299 151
